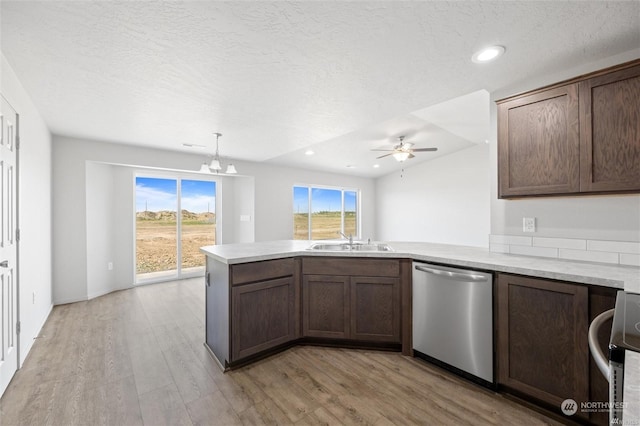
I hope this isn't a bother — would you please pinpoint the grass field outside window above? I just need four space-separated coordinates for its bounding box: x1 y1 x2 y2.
293 185 359 240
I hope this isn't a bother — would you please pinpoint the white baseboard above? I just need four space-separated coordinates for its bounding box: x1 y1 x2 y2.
19 302 54 368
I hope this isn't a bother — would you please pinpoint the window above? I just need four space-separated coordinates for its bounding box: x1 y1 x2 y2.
293 185 359 240
135 176 216 283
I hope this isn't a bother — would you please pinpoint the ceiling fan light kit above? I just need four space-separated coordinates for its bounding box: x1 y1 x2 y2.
372 135 437 163
198 132 238 174
392 151 411 162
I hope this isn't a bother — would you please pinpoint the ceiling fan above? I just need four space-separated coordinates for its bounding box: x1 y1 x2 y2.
372 136 438 162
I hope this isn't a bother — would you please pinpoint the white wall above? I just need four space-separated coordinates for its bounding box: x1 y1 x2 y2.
86 162 119 299
375 144 491 247
53 136 242 303
230 176 255 243
1 54 53 366
53 135 376 304
490 50 640 243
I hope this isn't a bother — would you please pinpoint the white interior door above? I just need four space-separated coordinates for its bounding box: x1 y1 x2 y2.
0 95 18 396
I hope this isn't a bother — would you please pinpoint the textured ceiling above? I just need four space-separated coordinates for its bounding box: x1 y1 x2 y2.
1 1 639 177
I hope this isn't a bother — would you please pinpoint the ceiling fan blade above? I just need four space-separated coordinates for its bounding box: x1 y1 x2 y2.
370 149 394 152
376 153 394 159
412 147 438 152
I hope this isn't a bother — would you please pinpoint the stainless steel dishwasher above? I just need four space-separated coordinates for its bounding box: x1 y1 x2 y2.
412 262 494 386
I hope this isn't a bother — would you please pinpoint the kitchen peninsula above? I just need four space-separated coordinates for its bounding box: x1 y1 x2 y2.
202 240 638 364
202 239 639 424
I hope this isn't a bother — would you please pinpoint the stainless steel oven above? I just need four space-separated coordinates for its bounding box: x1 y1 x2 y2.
589 291 640 425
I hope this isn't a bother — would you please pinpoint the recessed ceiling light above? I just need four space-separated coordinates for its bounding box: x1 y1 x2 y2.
305 149 314 156
346 164 355 168
373 164 380 168
472 45 505 63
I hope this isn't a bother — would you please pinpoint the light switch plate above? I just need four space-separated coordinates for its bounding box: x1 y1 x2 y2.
523 217 536 233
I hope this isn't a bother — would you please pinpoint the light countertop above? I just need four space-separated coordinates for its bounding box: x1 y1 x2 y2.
201 240 640 292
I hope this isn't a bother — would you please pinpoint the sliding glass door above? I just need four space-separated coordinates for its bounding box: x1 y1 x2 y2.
180 179 216 274
135 176 216 283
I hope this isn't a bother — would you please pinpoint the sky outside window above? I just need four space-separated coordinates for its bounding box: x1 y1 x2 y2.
136 177 215 213
293 186 309 214
311 188 341 212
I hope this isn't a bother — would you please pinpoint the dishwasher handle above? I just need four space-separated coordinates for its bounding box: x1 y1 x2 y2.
414 264 488 282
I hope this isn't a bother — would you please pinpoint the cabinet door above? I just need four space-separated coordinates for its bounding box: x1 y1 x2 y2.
498 84 580 197
497 274 589 418
303 275 350 339
579 64 640 192
231 276 296 361
350 276 400 343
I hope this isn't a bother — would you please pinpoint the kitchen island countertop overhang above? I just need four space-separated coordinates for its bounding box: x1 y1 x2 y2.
201 240 640 292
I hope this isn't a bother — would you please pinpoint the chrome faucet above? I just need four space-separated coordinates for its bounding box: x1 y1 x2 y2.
338 231 353 249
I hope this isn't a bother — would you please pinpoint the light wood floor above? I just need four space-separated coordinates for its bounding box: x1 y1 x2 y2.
0 278 561 425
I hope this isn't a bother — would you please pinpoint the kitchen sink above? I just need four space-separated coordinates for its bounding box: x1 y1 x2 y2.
306 242 393 252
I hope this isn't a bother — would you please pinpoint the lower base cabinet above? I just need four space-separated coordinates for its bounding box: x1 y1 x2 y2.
230 258 299 363
497 273 617 425
350 276 400 342
232 276 297 361
302 257 401 344
302 274 350 339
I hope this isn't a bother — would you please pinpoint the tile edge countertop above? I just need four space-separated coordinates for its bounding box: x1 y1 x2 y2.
200 240 640 293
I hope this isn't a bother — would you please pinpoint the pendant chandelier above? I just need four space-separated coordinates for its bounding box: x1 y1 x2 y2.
199 132 237 174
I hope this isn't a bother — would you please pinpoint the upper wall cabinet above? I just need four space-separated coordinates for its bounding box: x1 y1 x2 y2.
579 65 640 192
497 60 640 198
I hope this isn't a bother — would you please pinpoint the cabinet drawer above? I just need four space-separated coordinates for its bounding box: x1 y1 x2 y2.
231 258 295 285
302 257 399 277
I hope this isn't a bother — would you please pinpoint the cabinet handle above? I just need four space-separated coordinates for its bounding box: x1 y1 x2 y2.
206 272 211 287
414 264 487 282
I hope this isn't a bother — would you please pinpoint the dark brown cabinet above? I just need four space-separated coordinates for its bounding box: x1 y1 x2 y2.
350 276 400 342
498 84 580 197
579 64 640 192
302 257 402 344
302 274 350 339
498 59 640 198
497 273 590 420
496 274 620 425
230 258 299 362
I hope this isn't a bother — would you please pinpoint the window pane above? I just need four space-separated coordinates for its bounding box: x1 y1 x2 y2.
181 180 216 272
344 190 357 237
293 186 309 240
136 177 177 277
311 188 341 240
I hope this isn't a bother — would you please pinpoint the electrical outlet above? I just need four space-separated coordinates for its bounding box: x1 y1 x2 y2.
108 262 113 270
523 217 536 233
